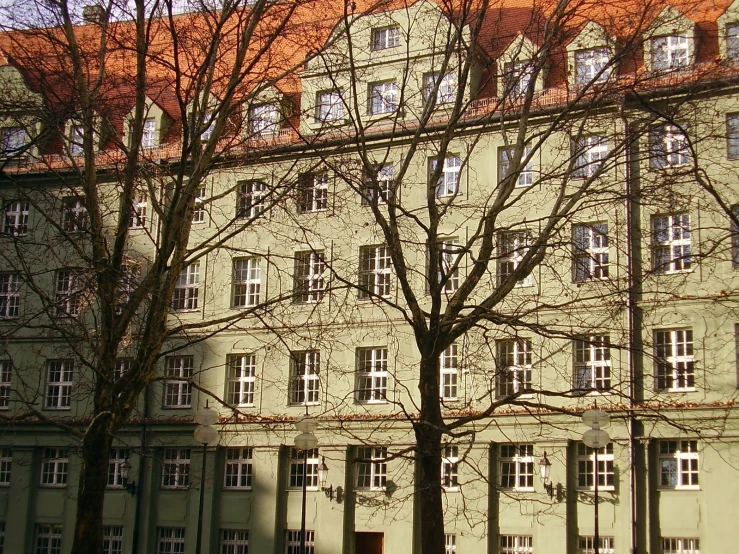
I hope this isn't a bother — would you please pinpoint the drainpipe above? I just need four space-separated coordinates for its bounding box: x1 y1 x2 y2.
620 105 639 554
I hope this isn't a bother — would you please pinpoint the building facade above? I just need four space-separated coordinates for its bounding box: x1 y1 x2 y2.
0 0 738 553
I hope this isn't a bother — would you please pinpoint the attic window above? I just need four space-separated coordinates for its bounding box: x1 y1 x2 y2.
1 127 28 156
249 104 278 137
142 118 157 149
727 22 739 59
574 48 612 85
651 35 689 71
504 61 534 98
371 26 400 50
70 125 84 155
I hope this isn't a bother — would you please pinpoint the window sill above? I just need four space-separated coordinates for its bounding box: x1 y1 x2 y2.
223 487 252 492
656 388 697 393
356 399 388 405
660 486 700 491
287 487 320 492
39 484 67 488
160 486 190 491
501 487 535 493
577 486 615 492
170 309 200 313
162 406 192 410
43 407 71 411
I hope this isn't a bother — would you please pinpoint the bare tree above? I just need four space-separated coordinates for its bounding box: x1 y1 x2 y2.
0 0 342 552
256 0 739 553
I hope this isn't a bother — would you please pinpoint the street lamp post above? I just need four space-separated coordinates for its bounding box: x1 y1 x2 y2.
193 402 219 554
582 408 611 554
294 415 318 554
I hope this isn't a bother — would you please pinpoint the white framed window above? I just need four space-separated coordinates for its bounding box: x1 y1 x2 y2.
128 192 147 228
114 358 131 382
116 266 139 314
361 165 394 205
163 356 193 408
573 136 608 178
424 72 456 105
55 269 81 317
498 232 532 287
574 336 611 392
369 81 399 115
652 214 691 273
157 527 185 554
192 187 206 223
227 354 256 407
356 347 388 404
0 521 4 553
298 173 328 213
1 126 28 155
45 360 73 410
69 124 84 155
232 258 261 308
356 446 387 490
651 35 690 71
432 155 461 197
107 447 129 488
316 91 344 123
732 205 739 266
442 445 459 490
237 181 266 219
499 147 533 187
655 329 695 391
171 263 199 311
496 338 532 398
249 103 278 136
371 26 400 50
0 361 9 408
650 125 689 168
662 537 700 554
288 447 319 489
500 535 533 554
359 245 392 299
659 440 699 489
62 196 87 232
286 530 314 554
103 526 123 554
293 251 325 303
0 448 11 484
161 448 190 489
728 22 739 59
142 118 157 149
504 61 534 97
445 534 457 554
574 48 612 85
200 112 215 142
224 447 253 489
220 530 249 554
727 114 739 160
3 200 29 236
440 343 458 401
577 442 615 490
429 239 461 293
573 223 609 281
0 273 21 318
289 350 320 406
35 524 63 554
578 536 614 554
499 444 534 490
40 448 68 486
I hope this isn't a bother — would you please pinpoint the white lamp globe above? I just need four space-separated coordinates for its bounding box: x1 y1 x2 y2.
294 431 318 451
195 405 219 426
582 409 610 429
194 424 219 445
295 415 318 434
582 428 611 449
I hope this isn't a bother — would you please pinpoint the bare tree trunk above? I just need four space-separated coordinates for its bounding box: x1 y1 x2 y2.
71 413 114 554
416 355 446 554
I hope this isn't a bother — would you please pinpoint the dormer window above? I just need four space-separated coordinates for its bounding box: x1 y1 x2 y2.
201 114 215 141
651 35 689 71
369 81 399 115
70 124 84 155
249 104 278 136
1 127 28 156
504 61 534 98
371 26 400 50
142 118 157 149
316 90 344 123
574 48 612 85
728 22 739 59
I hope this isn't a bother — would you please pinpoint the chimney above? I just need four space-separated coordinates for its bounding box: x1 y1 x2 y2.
82 4 106 24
